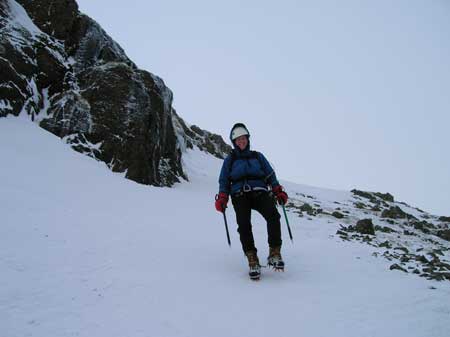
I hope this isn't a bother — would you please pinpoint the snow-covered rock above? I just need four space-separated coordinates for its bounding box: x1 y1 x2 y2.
284 186 450 281
0 0 230 186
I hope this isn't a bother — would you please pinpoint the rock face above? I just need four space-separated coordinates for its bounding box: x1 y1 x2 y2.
0 0 230 186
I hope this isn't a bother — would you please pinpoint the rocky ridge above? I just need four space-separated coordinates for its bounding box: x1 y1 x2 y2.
0 0 230 186
285 188 450 282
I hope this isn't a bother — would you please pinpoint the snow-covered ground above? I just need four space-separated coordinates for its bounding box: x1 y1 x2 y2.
1 116 450 337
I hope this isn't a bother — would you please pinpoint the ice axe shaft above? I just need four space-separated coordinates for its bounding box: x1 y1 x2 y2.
281 203 293 242
223 210 231 246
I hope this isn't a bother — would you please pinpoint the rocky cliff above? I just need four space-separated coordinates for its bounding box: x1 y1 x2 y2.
0 0 230 186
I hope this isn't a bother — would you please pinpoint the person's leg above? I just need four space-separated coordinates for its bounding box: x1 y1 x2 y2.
231 193 257 254
252 191 285 270
252 191 282 249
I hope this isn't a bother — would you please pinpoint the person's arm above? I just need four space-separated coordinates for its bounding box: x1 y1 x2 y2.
257 152 280 188
218 155 232 194
216 156 232 212
257 152 288 204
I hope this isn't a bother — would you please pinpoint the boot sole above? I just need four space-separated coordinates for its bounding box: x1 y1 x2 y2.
249 271 261 280
272 267 284 272
268 263 285 272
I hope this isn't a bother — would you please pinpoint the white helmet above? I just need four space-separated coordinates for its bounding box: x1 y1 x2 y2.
230 123 250 141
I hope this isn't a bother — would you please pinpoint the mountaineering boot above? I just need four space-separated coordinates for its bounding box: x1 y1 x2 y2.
267 246 285 271
245 250 261 280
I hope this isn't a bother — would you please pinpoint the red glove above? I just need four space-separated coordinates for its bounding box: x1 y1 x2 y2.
215 192 229 212
273 185 288 205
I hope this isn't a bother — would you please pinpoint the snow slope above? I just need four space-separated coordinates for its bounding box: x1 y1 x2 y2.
1 116 450 337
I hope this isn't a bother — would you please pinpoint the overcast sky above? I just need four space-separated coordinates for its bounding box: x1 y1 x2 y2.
76 0 449 215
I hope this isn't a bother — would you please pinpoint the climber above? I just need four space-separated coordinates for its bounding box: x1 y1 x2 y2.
214 123 288 280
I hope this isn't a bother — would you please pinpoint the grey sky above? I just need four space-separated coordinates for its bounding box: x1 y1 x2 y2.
76 0 450 215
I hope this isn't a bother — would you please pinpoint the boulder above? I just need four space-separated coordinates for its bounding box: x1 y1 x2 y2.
300 203 314 214
332 211 344 219
355 219 375 235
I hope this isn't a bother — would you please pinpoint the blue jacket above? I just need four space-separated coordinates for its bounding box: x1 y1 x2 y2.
218 146 280 195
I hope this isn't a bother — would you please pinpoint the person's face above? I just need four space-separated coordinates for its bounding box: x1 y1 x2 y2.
235 135 248 150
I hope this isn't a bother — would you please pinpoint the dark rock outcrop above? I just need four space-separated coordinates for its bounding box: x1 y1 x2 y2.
172 111 230 159
332 211 344 219
1 0 230 186
337 219 376 236
411 220 435 235
351 189 394 203
390 263 407 273
438 230 450 242
381 206 416 220
299 203 314 214
374 192 394 202
355 219 375 235
17 0 79 41
374 225 396 233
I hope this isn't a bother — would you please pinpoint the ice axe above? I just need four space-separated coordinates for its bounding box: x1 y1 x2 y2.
280 202 293 242
222 210 231 246
216 194 231 247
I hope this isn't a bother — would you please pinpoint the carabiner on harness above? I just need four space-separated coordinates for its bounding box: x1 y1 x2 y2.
243 183 252 192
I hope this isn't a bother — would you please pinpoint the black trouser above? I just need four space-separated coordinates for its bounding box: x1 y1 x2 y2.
231 190 282 254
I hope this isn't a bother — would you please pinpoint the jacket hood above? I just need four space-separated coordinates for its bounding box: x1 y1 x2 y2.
229 123 251 152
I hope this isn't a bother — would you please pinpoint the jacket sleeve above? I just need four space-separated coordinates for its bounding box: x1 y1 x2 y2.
257 152 280 187
218 155 232 194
